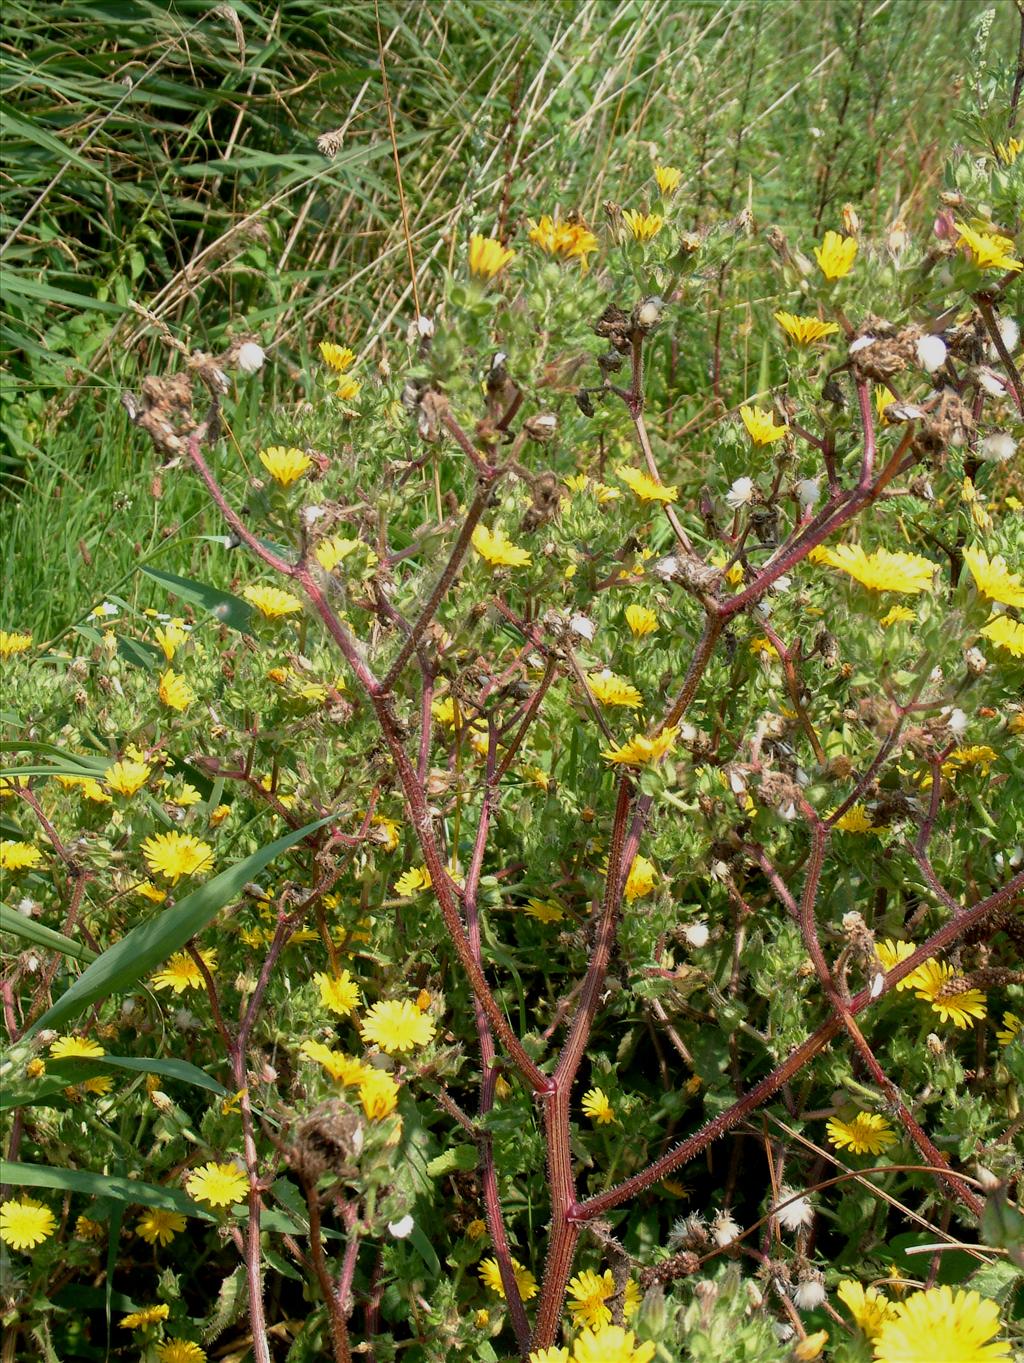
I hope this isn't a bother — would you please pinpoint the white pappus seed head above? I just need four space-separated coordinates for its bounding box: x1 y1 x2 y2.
236 342 266 375
915 334 947 373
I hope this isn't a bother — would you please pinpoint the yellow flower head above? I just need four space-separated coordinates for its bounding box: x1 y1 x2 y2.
159 669 195 712
358 1069 400 1120
774 311 840 345
962 546 1024 609
623 210 663 241
141 831 214 884
836 1280 898 1339
654 165 683 196
873 1286 1011 1363
995 136 1022 165
601 727 678 767
567 1269 640 1329
624 853 656 902
832 804 874 833
876 385 897 422
942 745 997 778
0 630 33 658
394 865 431 896
185 1160 248 1209
912 959 987 1028
0 840 43 871
980 615 1024 658
793 1331 828 1362
49 1035 105 1060
528 215 599 270
525 897 564 923
814 230 858 280
300 1040 371 1086
581 1087 616 1124
587 669 642 709
954 221 1022 273
361 998 436 1053
120 1303 170 1330
157 1342 207 1363
529 1349 569 1363
105 759 151 797
315 536 363 573
880 605 915 627
478 1255 538 1301
625 603 658 637
154 622 188 662
996 1011 1021 1047
258 446 313 488
825 1111 897 1155
468 234 515 280
242 585 304 619
0 1198 57 1251
335 377 361 403
740 404 788 444
812 543 937 595
471 524 532 568
876 939 931 992
615 464 678 504
151 948 218 993
572 1325 655 1363
314 970 361 1017
136 1208 186 1246
319 342 356 373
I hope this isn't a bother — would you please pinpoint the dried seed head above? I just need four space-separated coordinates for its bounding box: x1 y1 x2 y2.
290 1099 364 1184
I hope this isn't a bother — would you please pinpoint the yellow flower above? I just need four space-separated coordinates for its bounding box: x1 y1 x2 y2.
622 210 663 241
319 342 356 372
358 1069 400 1120
837 1280 899 1339
395 865 431 896
572 1325 655 1363
912 960 986 1029
315 536 363 573
995 136 1022 165
529 1349 570 1363
335 376 361 402
625 604 658 637
0 840 43 870
49 1035 105 1060
185 1161 248 1209
774 312 840 344
880 605 915 627
0 1198 57 1251
142 831 214 883
581 1087 616 1124
159 669 195 712
105 759 151 796
954 221 1022 273
75 1215 103 1240
167 782 203 807
468 234 515 280
876 385 897 422
258 446 313 487
962 547 1024 608
361 999 436 1053
300 1040 371 1086
812 543 937 595
471 524 532 568
942 746 997 778
478 1256 539 1301
601 727 678 766
794 1331 828 1361
873 1286 1011 1363
525 897 565 923
120 1303 170 1329
0 630 33 658
654 165 683 195
466 1218 488 1240
624 854 656 902
961 478 992 532
814 230 858 280
79 1073 114 1096
242 585 304 618
587 670 642 709
154 622 188 661
876 940 931 992
740 404 788 444
371 814 400 851
980 615 1024 658
996 1012 1021 1046
157 1341 207 1363
136 880 167 903
136 1208 186 1246
567 1269 640 1329
833 804 874 833
152 949 218 993
825 1112 897 1155
528 215 599 269
314 970 361 1017
615 464 678 504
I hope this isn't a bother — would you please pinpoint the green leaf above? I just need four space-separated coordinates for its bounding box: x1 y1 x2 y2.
141 566 254 634
425 1145 478 1178
408 1220 442 1278
0 1159 213 1219
27 816 334 1036
0 906 97 963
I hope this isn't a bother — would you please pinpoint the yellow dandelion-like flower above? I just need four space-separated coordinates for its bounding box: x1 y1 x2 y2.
654 165 683 195
581 1087 616 1125
814 230 858 280
154 622 188 661
980 615 1024 658
873 1285 1011 1363
394 865 431 896
572 1324 655 1363
954 221 1022 273
794 1331 828 1361
774 312 840 345
319 342 356 372
105 760 151 796
586 669 643 709
478 1256 539 1301
624 853 656 902
359 1069 400 1120
825 1112 897 1155
995 136 1022 165
812 544 937 595
314 970 361 1017
185 1161 247 1209
242 585 304 619
141 831 214 884
996 1012 1021 1046
962 547 1024 609
832 804 874 833
880 605 916 627
120 1303 170 1330
315 536 363 573
876 385 897 422
136 1208 186 1246
468 234 515 280
335 377 361 403
942 746 997 778
361 999 436 1053
156 1340 207 1363
876 940 931 992
79 1073 114 1096
158 669 195 712
624 604 658 637
740 404 788 445
912 960 987 1029
527 215 599 270
300 1040 371 1086
49 1035 105 1060
0 630 33 658
615 464 678 503
601 727 678 767
529 1349 570 1363
0 1198 57 1251
471 524 532 568
136 880 167 903
258 446 313 488
151 949 218 993
567 1270 641 1330
525 897 565 923
622 210 663 241
74 1215 103 1240
0 840 43 871
837 1280 899 1339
